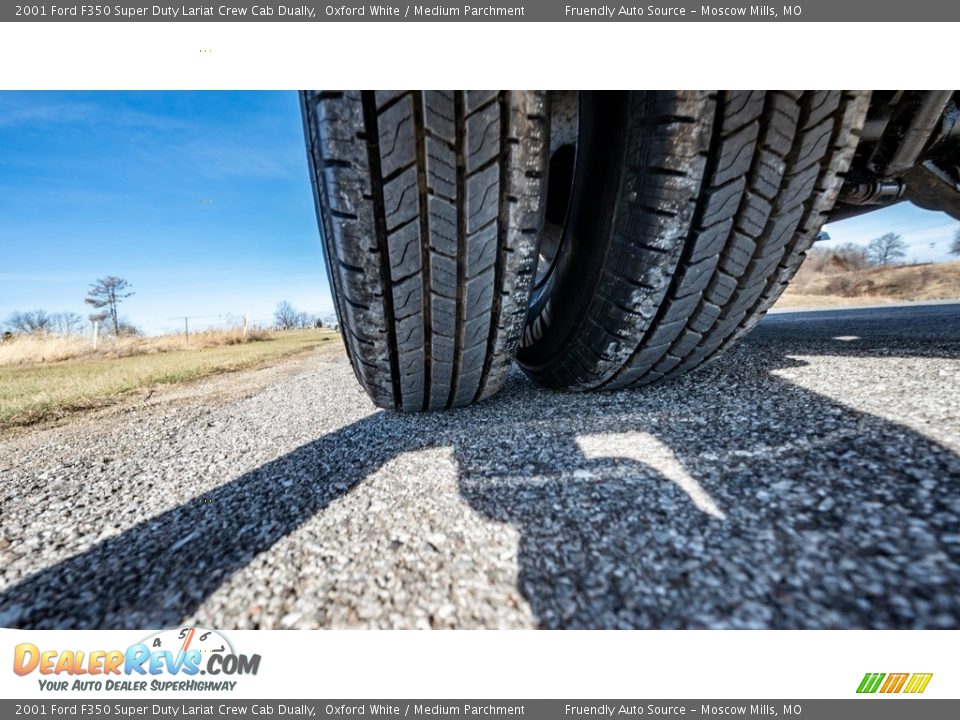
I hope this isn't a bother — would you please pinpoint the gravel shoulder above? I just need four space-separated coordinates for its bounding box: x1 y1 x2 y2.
1 304 958 629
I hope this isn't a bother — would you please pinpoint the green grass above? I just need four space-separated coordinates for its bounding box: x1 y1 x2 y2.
0 330 340 429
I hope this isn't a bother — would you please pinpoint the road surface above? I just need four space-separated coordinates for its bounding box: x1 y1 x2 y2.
1 303 959 629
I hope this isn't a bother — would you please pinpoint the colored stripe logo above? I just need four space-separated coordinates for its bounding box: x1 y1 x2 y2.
857 672 933 694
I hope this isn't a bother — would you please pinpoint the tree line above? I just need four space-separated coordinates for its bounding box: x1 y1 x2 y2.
814 228 960 272
273 300 325 330
4 276 136 338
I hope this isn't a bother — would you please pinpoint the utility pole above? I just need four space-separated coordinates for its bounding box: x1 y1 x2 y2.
184 316 189 345
92 319 100 350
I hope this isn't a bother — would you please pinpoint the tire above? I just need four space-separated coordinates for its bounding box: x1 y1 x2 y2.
518 90 870 390
301 91 548 411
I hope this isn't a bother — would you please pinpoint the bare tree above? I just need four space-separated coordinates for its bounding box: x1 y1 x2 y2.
85 276 134 336
51 311 84 335
866 233 907 266
274 301 299 330
5 311 25 334
295 311 321 329
5 309 53 334
950 227 960 257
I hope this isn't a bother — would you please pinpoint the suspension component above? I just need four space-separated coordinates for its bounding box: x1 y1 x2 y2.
839 176 907 205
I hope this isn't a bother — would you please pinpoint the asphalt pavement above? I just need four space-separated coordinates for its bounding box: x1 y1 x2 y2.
1 302 958 629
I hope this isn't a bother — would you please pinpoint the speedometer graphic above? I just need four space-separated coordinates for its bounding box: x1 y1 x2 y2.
141 626 234 659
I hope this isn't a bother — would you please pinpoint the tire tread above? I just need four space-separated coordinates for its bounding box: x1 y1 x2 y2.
302 90 547 410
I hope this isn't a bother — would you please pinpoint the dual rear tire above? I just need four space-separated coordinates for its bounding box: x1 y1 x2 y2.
302 90 870 411
301 91 548 411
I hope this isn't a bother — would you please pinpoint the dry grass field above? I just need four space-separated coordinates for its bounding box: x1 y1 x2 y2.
0 326 273 366
0 328 340 429
776 260 960 309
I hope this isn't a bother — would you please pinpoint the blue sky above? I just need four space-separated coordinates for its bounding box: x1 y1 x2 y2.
0 91 329 335
1 91 958 336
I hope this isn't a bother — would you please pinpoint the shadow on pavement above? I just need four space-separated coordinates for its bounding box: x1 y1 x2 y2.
1 305 958 628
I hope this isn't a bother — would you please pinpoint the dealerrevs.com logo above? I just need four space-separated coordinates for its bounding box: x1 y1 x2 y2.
13 627 260 692
857 672 933 694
